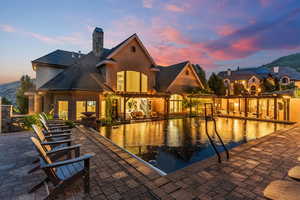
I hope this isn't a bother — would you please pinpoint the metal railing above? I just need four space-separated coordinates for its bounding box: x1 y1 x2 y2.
204 103 229 163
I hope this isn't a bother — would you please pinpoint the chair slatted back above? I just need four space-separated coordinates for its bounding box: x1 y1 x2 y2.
42 112 49 120
30 137 59 183
40 117 50 132
32 125 51 151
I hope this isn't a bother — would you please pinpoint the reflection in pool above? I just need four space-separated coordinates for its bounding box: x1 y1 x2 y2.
99 117 289 173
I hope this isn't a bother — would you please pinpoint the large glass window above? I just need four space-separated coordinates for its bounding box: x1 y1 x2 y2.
117 71 125 91
169 94 183 113
76 101 86 120
116 70 148 93
58 101 68 120
76 100 96 120
126 71 140 92
141 73 148 92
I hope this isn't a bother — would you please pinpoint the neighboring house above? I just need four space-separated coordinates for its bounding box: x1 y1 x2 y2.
29 27 204 120
218 66 300 96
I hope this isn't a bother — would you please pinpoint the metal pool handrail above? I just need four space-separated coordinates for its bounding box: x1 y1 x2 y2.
204 103 229 163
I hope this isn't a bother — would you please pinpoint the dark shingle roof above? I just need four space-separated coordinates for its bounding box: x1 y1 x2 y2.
32 50 83 67
39 51 111 92
156 61 189 92
218 66 300 81
275 67 300 80
37 34 137 91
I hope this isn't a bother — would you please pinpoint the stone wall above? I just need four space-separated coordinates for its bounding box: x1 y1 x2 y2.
0 105 12 133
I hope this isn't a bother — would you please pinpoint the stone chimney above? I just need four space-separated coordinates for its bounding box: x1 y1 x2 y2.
227 68 231 76
273 66 279 73
93 27 103 57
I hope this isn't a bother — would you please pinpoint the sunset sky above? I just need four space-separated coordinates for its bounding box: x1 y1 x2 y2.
1 0 300 84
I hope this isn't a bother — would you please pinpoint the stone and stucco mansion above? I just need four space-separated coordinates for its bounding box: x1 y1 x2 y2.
28 27 205 121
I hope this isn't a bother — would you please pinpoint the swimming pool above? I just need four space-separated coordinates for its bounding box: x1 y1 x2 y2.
99 117 289 173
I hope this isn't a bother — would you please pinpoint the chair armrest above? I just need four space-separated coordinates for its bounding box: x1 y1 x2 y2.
48 124 68 127
46 144 81 155
42 153 95 168
43 130 71 135
42 139 73 145
45 133 72 139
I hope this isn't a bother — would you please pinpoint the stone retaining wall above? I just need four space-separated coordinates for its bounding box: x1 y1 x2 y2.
0 105 12 133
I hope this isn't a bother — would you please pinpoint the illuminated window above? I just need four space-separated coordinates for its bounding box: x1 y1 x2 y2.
141 73 148 92
117 70 148 93
281 77 289 84
126 71 140 92
76 100 96 120
76 101 86 120
117 71 125 91
58 101 68 120
101 100 106 118
169 94 183 113
87 101 96 112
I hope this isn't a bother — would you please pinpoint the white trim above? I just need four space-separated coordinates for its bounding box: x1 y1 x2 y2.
167 62 204 91
280 76 290 85
106 34 156 66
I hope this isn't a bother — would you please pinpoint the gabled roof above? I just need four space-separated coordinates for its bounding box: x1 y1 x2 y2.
104 34 156 66
218 66 300 82
39 51 112 92
156 61 189 92
32 50 83 67
274 67 300 81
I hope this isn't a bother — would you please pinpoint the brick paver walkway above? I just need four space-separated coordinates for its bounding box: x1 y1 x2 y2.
1 124 300 200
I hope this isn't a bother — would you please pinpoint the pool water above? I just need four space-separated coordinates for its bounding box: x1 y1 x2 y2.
99 117 289 173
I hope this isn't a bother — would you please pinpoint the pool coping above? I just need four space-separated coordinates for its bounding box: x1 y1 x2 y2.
77 126 164 180
76 122 300 199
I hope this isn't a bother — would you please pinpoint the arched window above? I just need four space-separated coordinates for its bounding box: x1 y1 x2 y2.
117 70 148 92
281 77 289 84
169 94 183 113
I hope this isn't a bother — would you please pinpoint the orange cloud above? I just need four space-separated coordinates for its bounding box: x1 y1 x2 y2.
216 25 237 36
165 4 185 12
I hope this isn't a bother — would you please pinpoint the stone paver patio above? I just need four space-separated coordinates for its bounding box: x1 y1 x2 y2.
1 123 300 200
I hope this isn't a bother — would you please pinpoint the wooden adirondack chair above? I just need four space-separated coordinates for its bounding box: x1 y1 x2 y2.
40 113 65 125
29 137 94 199
40 117 71 134
29 125 77 174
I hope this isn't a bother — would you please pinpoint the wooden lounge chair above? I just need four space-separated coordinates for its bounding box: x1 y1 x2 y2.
263 180 300 200
29 125 76 174
29 137 94 199
40 117 71 134
288 166 300 180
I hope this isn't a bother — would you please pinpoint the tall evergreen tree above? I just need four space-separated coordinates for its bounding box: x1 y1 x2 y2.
16 75 34 114
208 73 226 95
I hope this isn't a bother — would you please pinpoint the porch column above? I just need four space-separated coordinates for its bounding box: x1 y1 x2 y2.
28 95 35 114
123 97 126 121
34 94 42 113
256 98 259 119
274 97 278 120
165 97 170 119
227 98 229 114
267 99 269 117
286 98 290 121
245 97 248 117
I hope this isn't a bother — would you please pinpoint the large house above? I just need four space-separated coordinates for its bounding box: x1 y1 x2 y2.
218 66 300 95
29 27 204 120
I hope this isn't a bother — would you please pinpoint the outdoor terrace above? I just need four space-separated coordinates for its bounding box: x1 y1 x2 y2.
1 123 300 200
